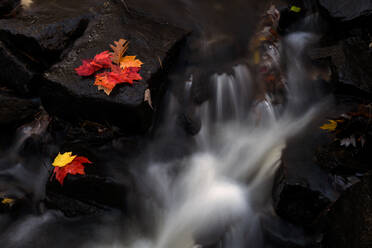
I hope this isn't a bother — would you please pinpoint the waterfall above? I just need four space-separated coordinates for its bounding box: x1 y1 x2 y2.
89 32 323 248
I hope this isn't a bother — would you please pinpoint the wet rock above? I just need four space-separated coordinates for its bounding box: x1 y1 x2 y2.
0 0 20 18
0 0 92 67
0 0 94 94
0 89 39 127
46 189 114 217
273 167 332 228
322 174 372 248
319 0 372 22
177 111 201 136
41 0 188 133
337 37 372 96
273 122 338 228
0 41 35 94
45 117 146 211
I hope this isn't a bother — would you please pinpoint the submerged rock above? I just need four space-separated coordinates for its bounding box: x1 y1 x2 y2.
41 0 188 133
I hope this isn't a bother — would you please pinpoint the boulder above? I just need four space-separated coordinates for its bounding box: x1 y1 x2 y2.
41 0 188 133
273 121 339 228
0 0 20 18
0 89 39 127
337 37 372 96
0 41 35 94
0 0 95 94
45 117 145 211
319 0 372 22
322 175 372 248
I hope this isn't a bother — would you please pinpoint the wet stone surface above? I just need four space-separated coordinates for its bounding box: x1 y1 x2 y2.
41 0 188 133
319 0 372 22
0 88 39 127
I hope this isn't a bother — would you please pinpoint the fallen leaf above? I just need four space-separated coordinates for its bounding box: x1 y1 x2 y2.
52 154 92 185
320 120 338 132
110 39 129 64
120 56 143 69
53 152 77 167
75 51 113 76
75 60 96 76
144 88 153 109
91 51 113 69
94 66 142 95
2 198 14 205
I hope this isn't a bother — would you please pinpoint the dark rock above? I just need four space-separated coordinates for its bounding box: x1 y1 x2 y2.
0 0 92 68
273 166 333 228
45 191 112 217
0 41 35 94
0 89 39 127
41 0 188 133
319 0 372 22
322 174 372 248
0 0 94 94
273 120 339 228
0 0 20 18
45 117 146 211
47 171 132 210
177 111 201 136
337 37 372 96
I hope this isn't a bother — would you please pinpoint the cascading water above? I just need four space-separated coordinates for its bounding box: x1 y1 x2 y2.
0 1 331 247
84 31 323 248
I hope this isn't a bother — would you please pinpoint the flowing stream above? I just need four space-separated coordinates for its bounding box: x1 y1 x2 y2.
0 1 329 247
89 32 323 248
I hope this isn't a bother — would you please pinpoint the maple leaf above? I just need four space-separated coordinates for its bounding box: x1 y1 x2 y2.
94 66 142 95
94 73 116 95
75 51 113 76
75 60 96 76
53 152 77 167
91 51 113 69
120 56 143 69
110 39 129 65
52 154 92 185
2 198 15 205
320 119 344 132
122 67 142 83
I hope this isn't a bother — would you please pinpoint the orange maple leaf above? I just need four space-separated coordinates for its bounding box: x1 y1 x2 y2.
120 56 143 69
110 39 129 65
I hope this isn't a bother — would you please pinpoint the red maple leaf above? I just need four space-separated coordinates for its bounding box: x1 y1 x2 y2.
52 156 92 185
75 51 113 76
75 59 96 76
91 51 112 69
94 65 142 95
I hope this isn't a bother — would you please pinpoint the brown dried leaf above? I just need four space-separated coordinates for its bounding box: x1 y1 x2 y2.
110 39 129 64
144 89 153 109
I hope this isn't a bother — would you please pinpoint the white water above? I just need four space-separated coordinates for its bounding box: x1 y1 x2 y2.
87 32 323 248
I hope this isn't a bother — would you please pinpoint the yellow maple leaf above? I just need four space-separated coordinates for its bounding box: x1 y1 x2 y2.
320 120 338 132
53 152 77 167
120 56 143 69
2 198 14 205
